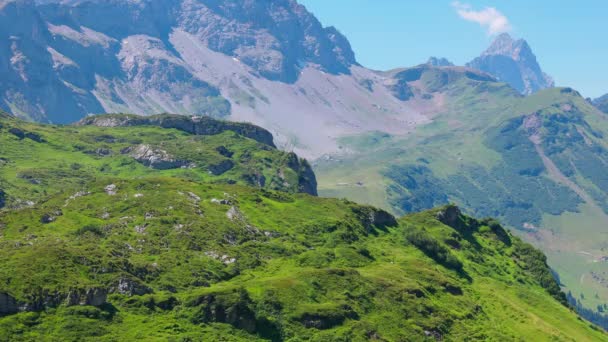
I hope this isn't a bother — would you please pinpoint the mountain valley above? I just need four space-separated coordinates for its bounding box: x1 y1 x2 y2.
1 0 608 338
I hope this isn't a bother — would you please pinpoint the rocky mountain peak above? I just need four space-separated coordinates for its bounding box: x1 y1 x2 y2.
426 57 454 67
482 33 534 62
173 0 357 82
468 33 554 95
0 0 360 124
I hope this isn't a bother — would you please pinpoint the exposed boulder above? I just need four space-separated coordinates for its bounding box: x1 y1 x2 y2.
115 277 152 297
40 210 62 224
104 184 117 196
435 205 463 229
0 189 5 208
352 206 398 233
125 144 193 170
65 288 108 307
226 206 245 222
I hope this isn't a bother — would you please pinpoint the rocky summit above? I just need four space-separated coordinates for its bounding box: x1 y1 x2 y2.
467 33 554 95
0 0 355 121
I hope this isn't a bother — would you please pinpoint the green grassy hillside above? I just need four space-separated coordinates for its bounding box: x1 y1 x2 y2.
0 113 604 340
0 112 317 210
315 66 608 321
0 178 603 341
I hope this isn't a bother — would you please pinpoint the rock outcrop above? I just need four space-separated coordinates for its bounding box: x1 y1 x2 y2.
115 277 152 297
125 144 194 170
0 287 108 316
285 152 318 196
427 57 454 67
467 33 554 95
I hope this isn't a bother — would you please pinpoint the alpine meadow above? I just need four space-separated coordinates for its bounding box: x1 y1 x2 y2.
1 0 608 340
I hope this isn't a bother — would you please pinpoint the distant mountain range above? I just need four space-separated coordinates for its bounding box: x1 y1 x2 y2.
467 33 554 95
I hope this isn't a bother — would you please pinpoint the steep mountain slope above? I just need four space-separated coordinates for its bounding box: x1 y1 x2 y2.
594 94 608 113
316 65 608 317
467 33 554 95
0 0 437 158
0 111 317 210
0 114 605 341
2 0 608 327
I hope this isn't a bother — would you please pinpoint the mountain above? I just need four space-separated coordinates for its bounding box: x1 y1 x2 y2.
0 113 605 340
0 0 361 157
0 0 459 159
2 0 608 328
316 65 608 322
426 56 454 67
594 94 608 113
467 33 554 95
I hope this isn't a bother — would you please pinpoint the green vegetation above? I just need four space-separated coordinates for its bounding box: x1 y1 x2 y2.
0 112 604 340
316 72 608 321
0 113 316 210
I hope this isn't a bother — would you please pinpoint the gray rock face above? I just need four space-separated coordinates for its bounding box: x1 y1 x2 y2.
115 277 152 296
175 0 356 82
65 288 108 307
0 0 356 123
126 144 193 170
0 189 5 208
1 287 107 316
436 205 464 230
284 152 317 196
467 33 554 95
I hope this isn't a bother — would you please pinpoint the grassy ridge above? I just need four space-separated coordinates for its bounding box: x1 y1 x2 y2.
0 178 603 341
0 113 316 210
0 112 605 340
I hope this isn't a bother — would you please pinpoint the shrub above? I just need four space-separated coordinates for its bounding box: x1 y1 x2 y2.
405 229 463 271
75 225 104 237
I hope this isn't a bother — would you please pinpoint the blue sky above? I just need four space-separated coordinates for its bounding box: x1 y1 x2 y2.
299 0 607 98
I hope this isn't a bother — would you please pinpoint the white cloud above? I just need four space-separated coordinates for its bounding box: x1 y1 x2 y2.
452 2 512 35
